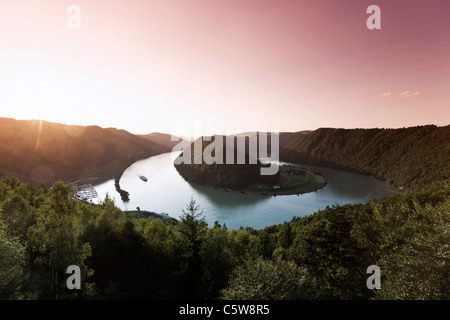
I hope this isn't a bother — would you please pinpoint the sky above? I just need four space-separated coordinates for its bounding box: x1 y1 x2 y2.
0 0 449 136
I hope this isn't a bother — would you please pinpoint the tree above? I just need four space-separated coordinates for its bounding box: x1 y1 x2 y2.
27 182 93 299
1 193 34 241
176 198 208 297
291 205 367 299
374 200 450 299
178 198 207 254
278 222 294 249
200 223 233 299
0 219 25 299
138 218 179 298
221 256 318 300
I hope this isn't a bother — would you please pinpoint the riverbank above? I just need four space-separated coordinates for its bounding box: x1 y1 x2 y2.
71 153 154 187
186 165 327 196
92 151 398 230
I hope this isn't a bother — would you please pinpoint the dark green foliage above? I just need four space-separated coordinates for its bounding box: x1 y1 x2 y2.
175 137 280 189
221 256 319 300
176 198 208 298
278 222 295 249
289 204 370 299
286 183 450 300
282 125 450 191
0 176 448 300
200 223 234 299
0 220 25 299
26 182 94 299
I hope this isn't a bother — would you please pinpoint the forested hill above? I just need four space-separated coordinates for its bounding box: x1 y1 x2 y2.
281 125 450 191
174 137 280 189
0 118 176 186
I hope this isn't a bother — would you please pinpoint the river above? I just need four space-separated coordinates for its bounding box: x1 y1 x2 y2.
93 152 397 229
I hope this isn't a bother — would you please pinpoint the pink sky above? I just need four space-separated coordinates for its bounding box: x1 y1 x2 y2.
0 0 449 135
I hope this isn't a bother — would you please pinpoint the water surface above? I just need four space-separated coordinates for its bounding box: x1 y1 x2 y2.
93 152 397 229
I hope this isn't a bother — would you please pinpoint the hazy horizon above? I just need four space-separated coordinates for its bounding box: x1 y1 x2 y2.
1 0 449 135
2 115 448 139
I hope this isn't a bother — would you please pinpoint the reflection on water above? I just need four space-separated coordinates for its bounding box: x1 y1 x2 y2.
93 152 397 229
187 182 270 208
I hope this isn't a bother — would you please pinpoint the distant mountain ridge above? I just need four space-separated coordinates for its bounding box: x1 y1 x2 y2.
2 118 447 191
0 118 177 186
280 125 450 191
138 132 180 146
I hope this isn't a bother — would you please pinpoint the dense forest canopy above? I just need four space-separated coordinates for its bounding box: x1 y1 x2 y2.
281 125 450 191
0 124 449 300
0 177 448 300
174 136 280 189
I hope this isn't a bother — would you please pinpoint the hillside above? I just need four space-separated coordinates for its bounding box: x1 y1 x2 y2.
138 132 180 149
0 118 176 186
174 137 280 189
174 133 326 194
281 125 450 191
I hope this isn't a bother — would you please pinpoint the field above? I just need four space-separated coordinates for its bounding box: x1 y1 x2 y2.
207 165 327 196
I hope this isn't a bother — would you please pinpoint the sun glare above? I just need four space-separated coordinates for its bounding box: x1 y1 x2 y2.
34 119 43 151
